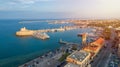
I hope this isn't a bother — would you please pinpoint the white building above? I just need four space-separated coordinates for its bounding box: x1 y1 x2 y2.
66 50 91 67
64 63 79 67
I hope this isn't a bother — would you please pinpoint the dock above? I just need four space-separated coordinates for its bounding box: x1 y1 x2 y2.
59 39 80 45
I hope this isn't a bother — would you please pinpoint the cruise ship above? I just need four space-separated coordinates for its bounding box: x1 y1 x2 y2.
33 32 50 40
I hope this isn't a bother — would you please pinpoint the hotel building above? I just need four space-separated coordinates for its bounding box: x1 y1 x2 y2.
64 37 105 67
66 50 91 67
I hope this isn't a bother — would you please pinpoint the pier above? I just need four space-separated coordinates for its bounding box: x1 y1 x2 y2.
59 39 80 45
16 26 78 40
16 26 78 36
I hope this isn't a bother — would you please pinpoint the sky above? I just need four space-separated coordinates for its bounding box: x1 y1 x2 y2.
0 0 120 19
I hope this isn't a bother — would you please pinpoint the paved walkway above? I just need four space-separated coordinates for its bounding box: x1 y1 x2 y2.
19 51 63 67
19 43 75 67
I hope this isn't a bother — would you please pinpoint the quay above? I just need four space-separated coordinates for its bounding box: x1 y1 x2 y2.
19 50 63 67
59 39 80 45
18 40 78 67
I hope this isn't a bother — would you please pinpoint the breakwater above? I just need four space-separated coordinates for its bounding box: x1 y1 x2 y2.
16 26 78 36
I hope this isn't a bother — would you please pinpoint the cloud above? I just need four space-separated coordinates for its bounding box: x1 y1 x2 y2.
12 0 54 4
8 2 17 5
0 8 5 10
17 0 36 4
5 0 54 9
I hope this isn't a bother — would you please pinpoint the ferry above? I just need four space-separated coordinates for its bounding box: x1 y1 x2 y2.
33 32 50 40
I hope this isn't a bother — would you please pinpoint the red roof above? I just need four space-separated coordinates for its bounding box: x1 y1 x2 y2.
95 37 104 44
83 45 99 51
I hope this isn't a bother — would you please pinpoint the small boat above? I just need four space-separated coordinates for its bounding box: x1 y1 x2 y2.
77 33 87 37
88 33 95 37
59 39 66 44
77 33 82 37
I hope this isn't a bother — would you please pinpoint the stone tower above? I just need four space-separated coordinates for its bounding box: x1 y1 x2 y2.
82 33 87 46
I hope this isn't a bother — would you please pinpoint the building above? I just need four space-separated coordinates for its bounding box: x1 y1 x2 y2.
118 44 120 58
16 27 35 36
64 63 91 67
64 63 79 67
82 45 100 59
82 33 87 46
115 27 120 37
82 37 104 59
65 37 105 67
66 50 91 67
91 37 105 47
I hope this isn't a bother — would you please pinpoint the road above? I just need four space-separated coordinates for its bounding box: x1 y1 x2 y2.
19 42 76 67
91 29 115 67
91 40 112 67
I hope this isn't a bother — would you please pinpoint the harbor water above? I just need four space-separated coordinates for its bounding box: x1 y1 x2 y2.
0 19 92 67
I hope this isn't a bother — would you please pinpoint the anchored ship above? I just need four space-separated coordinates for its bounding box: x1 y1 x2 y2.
33 32 50 40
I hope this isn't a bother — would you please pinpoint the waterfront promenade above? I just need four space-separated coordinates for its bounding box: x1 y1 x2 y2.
19 51 62 67
19 40 78 67
19 48 62 67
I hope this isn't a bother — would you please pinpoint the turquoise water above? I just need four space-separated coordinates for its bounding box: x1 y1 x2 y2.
0 19 92 67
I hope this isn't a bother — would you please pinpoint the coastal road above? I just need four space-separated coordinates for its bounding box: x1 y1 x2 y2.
96 40 112 67
99 29 116 67
36 52 62 67
91 29 115 67
91 40 112 67
19 43 75 67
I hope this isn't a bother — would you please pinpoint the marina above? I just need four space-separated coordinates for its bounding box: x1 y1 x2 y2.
0 20 93 67
1 0 120 67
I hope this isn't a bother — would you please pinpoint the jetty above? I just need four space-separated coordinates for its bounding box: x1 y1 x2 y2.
59 39 79 45
16 27 65 36
16 26 78 36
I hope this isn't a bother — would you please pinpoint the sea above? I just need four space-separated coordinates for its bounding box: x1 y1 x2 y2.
0 19 93 67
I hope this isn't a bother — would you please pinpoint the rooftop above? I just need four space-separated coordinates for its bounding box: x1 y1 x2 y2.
83 45 99 51
68 50 89 62
92 37 104 45
64 63 79 67
115 27 120 30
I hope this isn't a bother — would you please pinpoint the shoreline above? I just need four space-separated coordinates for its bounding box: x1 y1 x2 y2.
18 42 77 67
